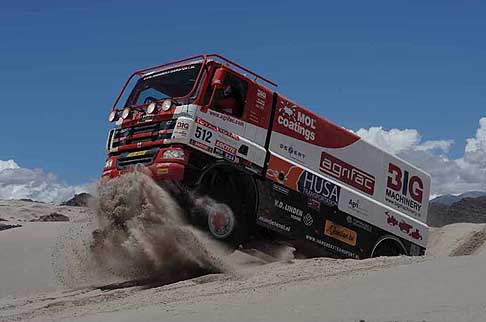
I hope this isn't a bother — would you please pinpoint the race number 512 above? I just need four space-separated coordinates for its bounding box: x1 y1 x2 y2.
195 126 213 143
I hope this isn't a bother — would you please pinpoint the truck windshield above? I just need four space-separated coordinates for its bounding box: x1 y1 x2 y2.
125 63 202 107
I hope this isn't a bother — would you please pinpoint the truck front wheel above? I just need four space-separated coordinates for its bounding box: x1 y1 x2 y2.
193 167 256 247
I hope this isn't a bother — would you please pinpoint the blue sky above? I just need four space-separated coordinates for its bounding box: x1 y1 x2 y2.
1 0 486 189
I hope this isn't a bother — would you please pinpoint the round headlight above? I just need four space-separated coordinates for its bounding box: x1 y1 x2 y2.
121 107 131 119
108 111 118 122
147 102 157 114
161 99 172 111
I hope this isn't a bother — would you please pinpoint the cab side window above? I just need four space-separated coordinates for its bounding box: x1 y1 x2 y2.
205 71 248 117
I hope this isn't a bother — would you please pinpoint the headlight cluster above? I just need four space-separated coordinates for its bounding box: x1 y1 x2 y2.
147 102 157 114
122 107 131 119
147 99 173 114
108 99 173 123
108 111 118 122
161 99 172 111
162 149 185 160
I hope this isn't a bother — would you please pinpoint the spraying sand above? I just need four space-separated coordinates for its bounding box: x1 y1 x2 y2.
54 172 231 290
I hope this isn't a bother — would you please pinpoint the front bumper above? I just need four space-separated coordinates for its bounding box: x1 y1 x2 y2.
102 161 185 181
102 147 188 182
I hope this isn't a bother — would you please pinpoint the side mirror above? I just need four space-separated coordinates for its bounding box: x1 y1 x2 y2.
211 68 226 89
201 67 226 113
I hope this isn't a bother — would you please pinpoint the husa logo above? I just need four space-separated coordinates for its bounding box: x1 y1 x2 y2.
297 171 340 207
319 152 375 195
385 163 424 214
277 101 316 141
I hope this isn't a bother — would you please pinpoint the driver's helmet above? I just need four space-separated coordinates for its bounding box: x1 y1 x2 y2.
223 85 233 97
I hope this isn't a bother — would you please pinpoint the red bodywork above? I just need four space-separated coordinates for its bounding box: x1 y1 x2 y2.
103 54 278 182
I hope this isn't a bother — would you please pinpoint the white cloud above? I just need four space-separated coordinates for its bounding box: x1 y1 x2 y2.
0 160 88 203
356 117 486 196
355 127 453 155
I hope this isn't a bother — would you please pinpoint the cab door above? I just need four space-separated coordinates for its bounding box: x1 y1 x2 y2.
192 67 274 174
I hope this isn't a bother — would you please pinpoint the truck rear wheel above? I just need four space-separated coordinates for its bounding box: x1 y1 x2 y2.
371 236 407 257
193 167 256 247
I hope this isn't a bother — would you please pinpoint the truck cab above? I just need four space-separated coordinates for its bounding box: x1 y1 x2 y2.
103 54 274 184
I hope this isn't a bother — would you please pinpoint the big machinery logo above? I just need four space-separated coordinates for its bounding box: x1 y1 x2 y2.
277 101 316 142
385 163 424 216
319 152 376 196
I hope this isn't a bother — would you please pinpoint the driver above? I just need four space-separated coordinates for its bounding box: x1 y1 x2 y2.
215 84 243 115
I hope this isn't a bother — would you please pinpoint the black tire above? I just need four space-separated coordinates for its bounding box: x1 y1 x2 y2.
371 237 407 257
192 168 254 247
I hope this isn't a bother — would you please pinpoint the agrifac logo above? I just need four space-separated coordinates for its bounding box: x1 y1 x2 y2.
277 101 316 141
319 152 375 196
385 163 424 217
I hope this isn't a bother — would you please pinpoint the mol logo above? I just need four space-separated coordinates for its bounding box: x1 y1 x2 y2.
277 101 316 141
385 163 424 216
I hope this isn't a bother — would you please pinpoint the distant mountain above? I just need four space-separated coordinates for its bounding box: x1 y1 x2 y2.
428 195 486 227
431 191 486 206
60 193 93 207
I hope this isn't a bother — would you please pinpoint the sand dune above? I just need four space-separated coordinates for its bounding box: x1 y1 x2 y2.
1 188 486 322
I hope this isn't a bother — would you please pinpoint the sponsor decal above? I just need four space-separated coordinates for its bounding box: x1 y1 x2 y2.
215 140 237 155
305 234 359 259
127 150 147 157
139 114 153 123
143 65 196 80
307 198 321 210
274 199 304 222
385 163 424 217
218 127 240 141
224 151 236 162
303 213 314 226
272 183 289 195
345 197 371 218
346 215 372 232
385 211 423 240
208 109 244 127
196 117 239 141
258 215 291 233
279 143 306 161
196 117 218 131
255 89 267 111
172 120 190 138
320 152 375 195
190 139 213 153
297 171 340 207
176 121 190 130
277 101 316 141
324 220 357 246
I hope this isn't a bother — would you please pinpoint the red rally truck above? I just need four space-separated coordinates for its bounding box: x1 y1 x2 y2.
102 54 430 258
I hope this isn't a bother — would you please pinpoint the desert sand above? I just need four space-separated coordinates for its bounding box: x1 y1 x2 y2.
1 177 486 322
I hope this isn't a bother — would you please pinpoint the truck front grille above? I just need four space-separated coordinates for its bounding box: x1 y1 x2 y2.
116 149 158 170
111 119 177 149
